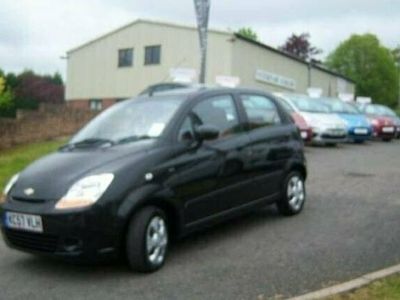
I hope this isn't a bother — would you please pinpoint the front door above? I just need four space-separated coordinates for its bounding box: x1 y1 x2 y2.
162 94 254 226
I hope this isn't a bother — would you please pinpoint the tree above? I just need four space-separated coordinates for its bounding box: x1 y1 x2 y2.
279 33 322 61
14 72 64 108
0 70 65 118
392 45 400 108
326 34 399 108
0 76 15 118
236 27 258 41
392 45 400 68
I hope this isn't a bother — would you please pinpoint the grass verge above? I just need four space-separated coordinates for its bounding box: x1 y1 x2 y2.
0 138 67 191
325 274 400 300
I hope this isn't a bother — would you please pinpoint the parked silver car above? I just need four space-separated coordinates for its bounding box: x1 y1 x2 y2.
278 94 347 145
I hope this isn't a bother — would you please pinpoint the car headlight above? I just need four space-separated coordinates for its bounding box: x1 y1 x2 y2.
55 173 114 210
1 173 20 204
371 119 379 126
311 126 321 133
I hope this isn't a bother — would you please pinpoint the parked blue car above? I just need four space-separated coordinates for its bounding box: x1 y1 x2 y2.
320 98 372 143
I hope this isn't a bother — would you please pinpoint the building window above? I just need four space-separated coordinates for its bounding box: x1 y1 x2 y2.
118 48 133 67
89 99 103 111
144 45 161 65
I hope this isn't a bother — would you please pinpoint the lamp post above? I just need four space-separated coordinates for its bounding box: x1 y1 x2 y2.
193 0 210 84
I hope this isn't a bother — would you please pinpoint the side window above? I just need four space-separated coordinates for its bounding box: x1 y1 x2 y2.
178 116 194 142
277 98 294 113
178 95 241 142
240 94 282 129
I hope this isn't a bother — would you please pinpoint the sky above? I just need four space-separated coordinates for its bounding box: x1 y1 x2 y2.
0 0 399 78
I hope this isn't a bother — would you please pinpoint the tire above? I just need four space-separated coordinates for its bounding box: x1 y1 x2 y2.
326 142 337 147
382 138 392 142
276 171 306 216
126 206 168 272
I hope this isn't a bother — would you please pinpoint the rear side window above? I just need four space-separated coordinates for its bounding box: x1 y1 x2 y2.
239 94 282 129
178 95 241 141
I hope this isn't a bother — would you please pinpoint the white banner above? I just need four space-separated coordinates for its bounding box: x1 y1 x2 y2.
170 68 197 83
356 97 372 104
307 87 323 98
216 75 240 88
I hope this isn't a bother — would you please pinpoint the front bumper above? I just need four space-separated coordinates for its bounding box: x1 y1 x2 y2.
312 127 347 144
0 197 121 261
347 127 372 141
372 125 396 139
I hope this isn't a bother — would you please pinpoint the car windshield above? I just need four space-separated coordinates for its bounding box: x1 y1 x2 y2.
284 95 331 113
321 99 360 114
365 104 396 117
70 97 183 145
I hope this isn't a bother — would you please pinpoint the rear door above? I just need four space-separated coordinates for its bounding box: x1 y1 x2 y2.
237 93 295 201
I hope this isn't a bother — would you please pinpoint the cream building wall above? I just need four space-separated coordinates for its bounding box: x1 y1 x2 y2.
230 37 354 97
66 20 233 101
66 19 355 108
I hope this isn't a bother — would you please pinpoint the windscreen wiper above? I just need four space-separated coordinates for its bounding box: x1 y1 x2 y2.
115 135 153 145
59 138 115 150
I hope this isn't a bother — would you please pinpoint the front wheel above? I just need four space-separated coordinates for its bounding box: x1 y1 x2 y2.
126 206 169 272
276 171 306 216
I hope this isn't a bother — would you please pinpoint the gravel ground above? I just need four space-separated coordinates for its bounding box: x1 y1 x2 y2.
0 140 399 300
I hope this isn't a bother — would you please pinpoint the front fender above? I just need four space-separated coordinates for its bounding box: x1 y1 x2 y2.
116 183 184 235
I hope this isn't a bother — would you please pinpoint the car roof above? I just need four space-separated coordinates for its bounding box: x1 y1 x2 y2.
141 86 276 99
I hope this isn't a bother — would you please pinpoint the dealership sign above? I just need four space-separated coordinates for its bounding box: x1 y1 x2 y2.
255 69 296 90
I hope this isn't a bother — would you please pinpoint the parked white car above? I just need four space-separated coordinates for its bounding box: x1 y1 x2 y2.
277 94 348 145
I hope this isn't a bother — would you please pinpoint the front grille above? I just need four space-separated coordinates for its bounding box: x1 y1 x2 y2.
321 134 346 139
4 229 58 253
11 197 46 203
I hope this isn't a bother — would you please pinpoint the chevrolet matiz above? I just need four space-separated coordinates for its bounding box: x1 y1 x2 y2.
1 88 307 272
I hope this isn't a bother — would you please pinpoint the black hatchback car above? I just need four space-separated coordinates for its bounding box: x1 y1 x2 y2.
1 87 307 272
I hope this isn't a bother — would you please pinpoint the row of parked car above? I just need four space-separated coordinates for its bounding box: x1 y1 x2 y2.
275 93 400 145
141 83 400 145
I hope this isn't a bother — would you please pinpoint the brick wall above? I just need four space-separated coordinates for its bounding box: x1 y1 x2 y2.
0 104 97 150
67 99 117 110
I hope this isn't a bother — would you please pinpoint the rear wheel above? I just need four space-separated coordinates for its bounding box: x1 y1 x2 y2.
126 206 168 272
277 171 306 216
326 142 337 147
354 139 364 144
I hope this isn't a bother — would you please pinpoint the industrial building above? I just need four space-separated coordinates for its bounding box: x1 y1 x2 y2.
66 19 355 110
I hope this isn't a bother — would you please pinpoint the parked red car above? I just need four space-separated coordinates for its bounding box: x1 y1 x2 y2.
358 104 396 142
369 117 396 141
275 95 313 142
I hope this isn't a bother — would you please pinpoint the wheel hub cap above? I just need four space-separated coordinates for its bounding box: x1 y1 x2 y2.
146 216 168 265
287 176 305 211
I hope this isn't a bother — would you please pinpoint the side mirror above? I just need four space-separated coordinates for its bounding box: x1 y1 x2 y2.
195 124 219 141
